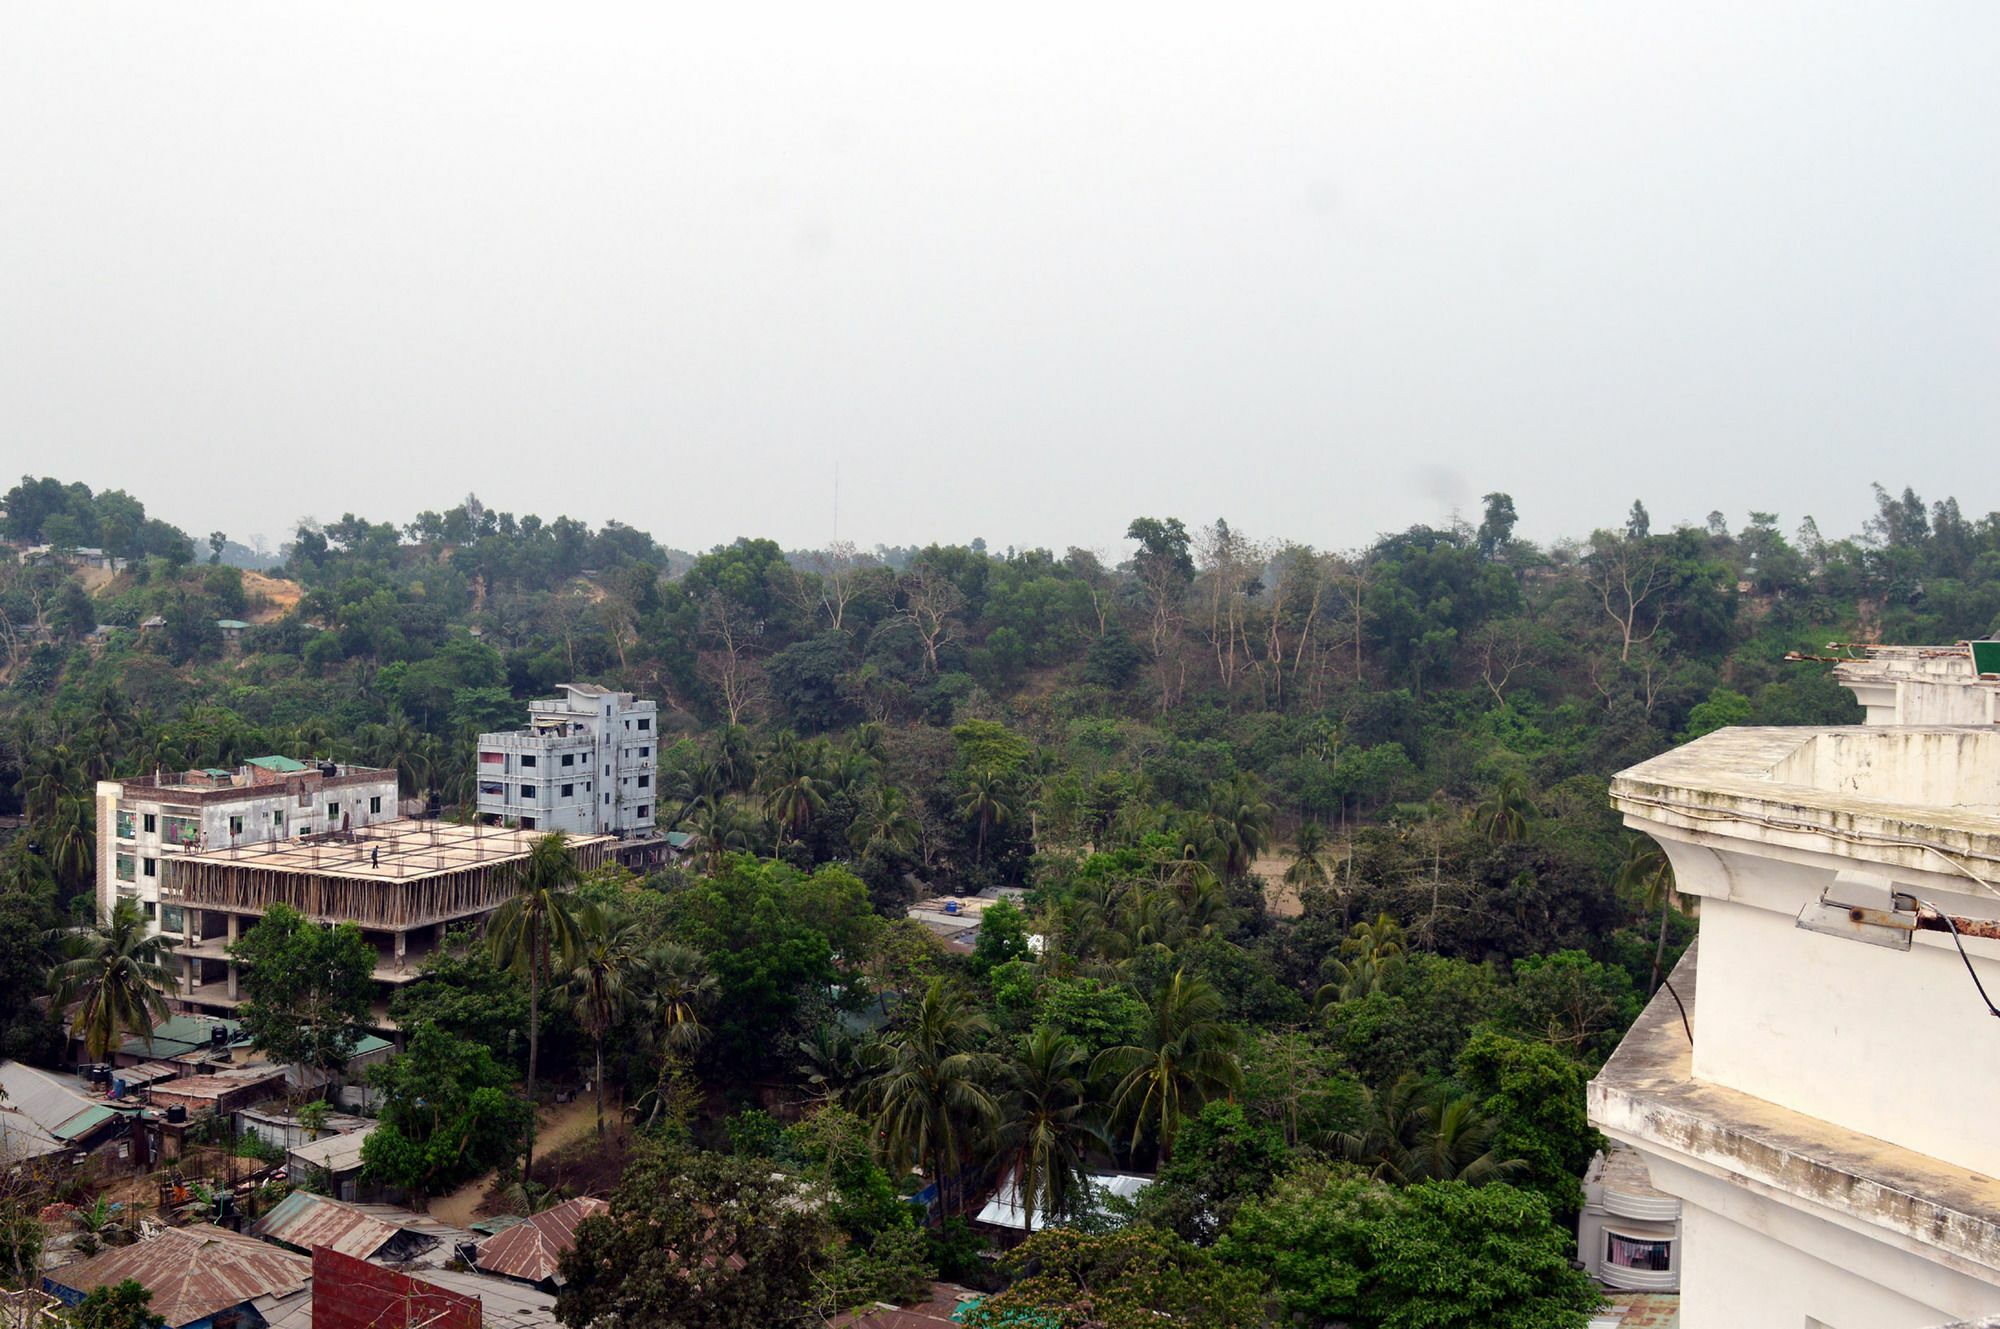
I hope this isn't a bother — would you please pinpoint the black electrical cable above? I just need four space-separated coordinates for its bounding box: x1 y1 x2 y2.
1896 892 2000 1020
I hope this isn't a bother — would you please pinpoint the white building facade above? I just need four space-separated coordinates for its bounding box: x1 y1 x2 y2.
94 758 398 938
475 683 658 836
1597 712 2000 1327
1830 643 2000 726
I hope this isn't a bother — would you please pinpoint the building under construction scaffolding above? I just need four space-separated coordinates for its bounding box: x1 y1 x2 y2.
159 820 612 1025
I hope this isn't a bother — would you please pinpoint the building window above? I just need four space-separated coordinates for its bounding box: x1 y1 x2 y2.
161 906 183 933
162 814 200 847
115 853 136 882
604 794 611 806
116 810 136 839
623 719 630 730
638 717 650 731
561 753 575 767
521 755 537 768
143 813 157 834
327 802 340 819
143 858 157 878
521 816 537 830
521 785 536 800
226 815 242 838
370 795 382 814
640 746 650 758
562 783 575 798
144 902 157 920
272 810 285 828
637 775 650 789
637 805 649 819
1605 1235 1672 1272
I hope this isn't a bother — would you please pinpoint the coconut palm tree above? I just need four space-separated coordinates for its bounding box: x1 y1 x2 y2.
993 1027 1105 1231
1471 774 1537 845
49 898 179 1062
1334 1073 1524 1186
850 784 920 862
1284 821 1333 889
1316 912 1408 1006
957 767 1018 866
1203 775 1272 879
487 831 587 1174
760 739 827 844
1617 835 1678 995
567 908 640 1138
860 978 1001 1217
684 795 748 875
40 796 96 893
1093 969 1241 1160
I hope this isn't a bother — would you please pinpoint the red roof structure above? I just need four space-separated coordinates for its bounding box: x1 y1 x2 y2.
44 1225 309 1329
473 1196 609 1284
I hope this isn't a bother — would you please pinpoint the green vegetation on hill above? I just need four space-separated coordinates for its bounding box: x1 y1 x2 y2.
4 476 1982 1325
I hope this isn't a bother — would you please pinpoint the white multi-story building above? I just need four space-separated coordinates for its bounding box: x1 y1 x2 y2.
1594 654 2000 1326
94 757 398 938
474 683 658 836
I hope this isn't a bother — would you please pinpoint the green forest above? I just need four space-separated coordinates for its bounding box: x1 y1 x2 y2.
0 473 1976 1328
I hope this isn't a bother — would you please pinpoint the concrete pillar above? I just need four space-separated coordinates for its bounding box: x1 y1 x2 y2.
227 914 239 943
226 961 237 1001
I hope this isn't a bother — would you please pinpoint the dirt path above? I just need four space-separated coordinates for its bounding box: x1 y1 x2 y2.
425 1096 606 1226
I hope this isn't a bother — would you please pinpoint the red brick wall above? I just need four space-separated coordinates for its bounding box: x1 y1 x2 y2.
310 1248 480 1329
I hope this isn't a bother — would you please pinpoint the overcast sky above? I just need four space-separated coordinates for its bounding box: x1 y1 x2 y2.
4 4 1996 558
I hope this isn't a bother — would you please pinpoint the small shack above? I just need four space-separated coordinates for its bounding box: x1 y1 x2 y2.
286 1123 376 1202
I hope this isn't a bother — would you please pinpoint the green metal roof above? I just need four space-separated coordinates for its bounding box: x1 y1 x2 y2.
53 1105 117 1140
215 619 251 630
202 768 232 777
664 831 694 849
117 1015 251 1060
246 755 307 772
350 1034 392 1058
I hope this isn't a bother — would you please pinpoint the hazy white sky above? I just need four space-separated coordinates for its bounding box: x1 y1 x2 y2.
4 4 1996 557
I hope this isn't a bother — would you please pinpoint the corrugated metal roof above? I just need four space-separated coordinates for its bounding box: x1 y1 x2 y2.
473 1197 608 1284
252 1192 405 1259
247 755 308 772
52 1105 117 1140
0 1062 133 1157
286 1123 374 1174
45 1224 309 1328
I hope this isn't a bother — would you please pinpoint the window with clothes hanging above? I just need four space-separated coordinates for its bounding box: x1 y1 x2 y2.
116 810 136 839
1606 1233 1672 1271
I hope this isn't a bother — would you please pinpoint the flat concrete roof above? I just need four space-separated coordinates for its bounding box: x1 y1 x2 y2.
171 819 613 885
1591 944 2000 1283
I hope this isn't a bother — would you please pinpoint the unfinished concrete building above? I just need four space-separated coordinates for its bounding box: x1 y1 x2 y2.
159 819 611 1027
95 758 399 937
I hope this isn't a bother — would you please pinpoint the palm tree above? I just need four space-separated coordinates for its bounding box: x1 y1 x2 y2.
1284 821 1333 889
760 739 827 844
1093 969 1242 1160
957 767 1018 866
850 784 919 862
860 978 1001 1217
1316 912 1407 1006
684 795 748 875
994 1027 1105 1231
1334 1074 1524 1185
487 832 587 1175
1617 835 1678 995
567 908 639 1138
49 898 179 1062
644 942 717 1054
41 796 96 893
1471 774 1536 845
19 743 83 821
1204 775 1271 878
633 943 717 1128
